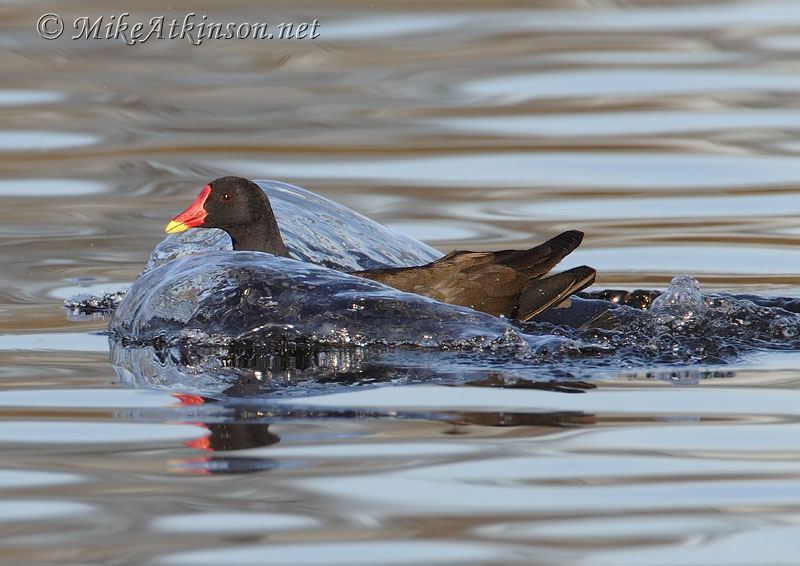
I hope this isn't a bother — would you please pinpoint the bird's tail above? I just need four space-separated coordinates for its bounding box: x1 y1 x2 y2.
516 265 596 321
494 230 584 277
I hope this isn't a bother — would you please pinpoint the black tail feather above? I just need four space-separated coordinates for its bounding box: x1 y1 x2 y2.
516 265 596 321
494 231 584 279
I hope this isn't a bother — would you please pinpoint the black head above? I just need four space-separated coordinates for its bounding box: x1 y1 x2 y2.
166 176 289 256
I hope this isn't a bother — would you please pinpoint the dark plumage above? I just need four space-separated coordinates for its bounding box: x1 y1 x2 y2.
166 176 596 321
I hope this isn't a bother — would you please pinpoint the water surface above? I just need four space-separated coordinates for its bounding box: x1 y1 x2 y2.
3 1 800 564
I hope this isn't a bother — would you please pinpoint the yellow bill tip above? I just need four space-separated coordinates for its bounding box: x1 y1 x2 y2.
165 220 189 234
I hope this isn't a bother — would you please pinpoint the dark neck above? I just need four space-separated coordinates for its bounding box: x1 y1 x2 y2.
227 208 290 257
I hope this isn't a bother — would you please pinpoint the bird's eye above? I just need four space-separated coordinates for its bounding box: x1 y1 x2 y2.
220 193 233 202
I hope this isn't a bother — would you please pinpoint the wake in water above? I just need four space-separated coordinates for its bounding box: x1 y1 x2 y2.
106 271 800 397
557 275 800 365
63 181 800 397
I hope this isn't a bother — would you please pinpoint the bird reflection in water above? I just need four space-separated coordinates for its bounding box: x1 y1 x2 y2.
164 373 601 475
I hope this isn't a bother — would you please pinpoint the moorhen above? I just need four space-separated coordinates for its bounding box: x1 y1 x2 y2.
165 176 596 321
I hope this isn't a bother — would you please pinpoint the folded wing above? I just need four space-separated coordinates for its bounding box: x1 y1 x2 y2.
356 230 595 320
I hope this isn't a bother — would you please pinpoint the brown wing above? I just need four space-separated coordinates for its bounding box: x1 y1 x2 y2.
357 252 529 318
355 230 591 319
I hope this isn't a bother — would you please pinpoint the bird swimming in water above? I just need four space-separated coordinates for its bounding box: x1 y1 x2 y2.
166 176 596 321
